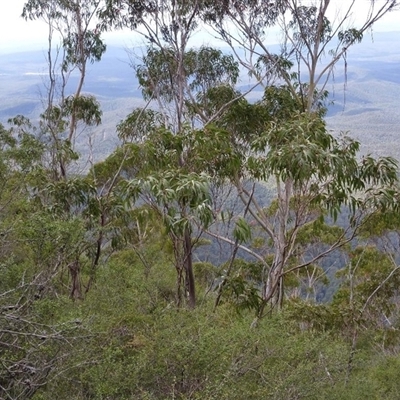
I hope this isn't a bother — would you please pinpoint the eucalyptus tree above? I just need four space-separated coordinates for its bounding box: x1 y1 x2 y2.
195 83 400 316
22 0 106 180
116 51 238 307
190 0 400 313
17 0 110 299
99 0 241 307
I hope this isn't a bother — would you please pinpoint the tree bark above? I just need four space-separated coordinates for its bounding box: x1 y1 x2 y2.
184 228 196 308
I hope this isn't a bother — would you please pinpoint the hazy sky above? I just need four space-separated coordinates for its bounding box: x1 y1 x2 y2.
1 0 399 54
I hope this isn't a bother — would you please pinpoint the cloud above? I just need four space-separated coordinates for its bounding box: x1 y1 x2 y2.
23 72 48 76
96 76 124 83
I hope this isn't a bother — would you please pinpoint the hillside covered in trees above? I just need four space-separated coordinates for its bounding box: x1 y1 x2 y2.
2 1 400 398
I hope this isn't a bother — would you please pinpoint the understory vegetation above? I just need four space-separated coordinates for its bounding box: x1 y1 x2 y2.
3 244 400 399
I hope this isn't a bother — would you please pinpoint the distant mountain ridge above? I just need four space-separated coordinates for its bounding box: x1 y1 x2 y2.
0 31 399 160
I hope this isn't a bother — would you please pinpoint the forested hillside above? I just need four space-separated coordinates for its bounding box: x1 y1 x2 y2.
2 1 400 399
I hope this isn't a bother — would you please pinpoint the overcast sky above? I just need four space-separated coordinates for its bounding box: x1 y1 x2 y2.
1 0 399 54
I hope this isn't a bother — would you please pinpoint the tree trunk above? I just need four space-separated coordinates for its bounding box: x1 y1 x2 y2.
69 260 82 300
184 228 196 308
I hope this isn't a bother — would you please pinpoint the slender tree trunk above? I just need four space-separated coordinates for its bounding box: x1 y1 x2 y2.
69 260 82 300
184 228 196 308
262 178 292 307
172 236 184 307
86 212 105 294
68 3 86 143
